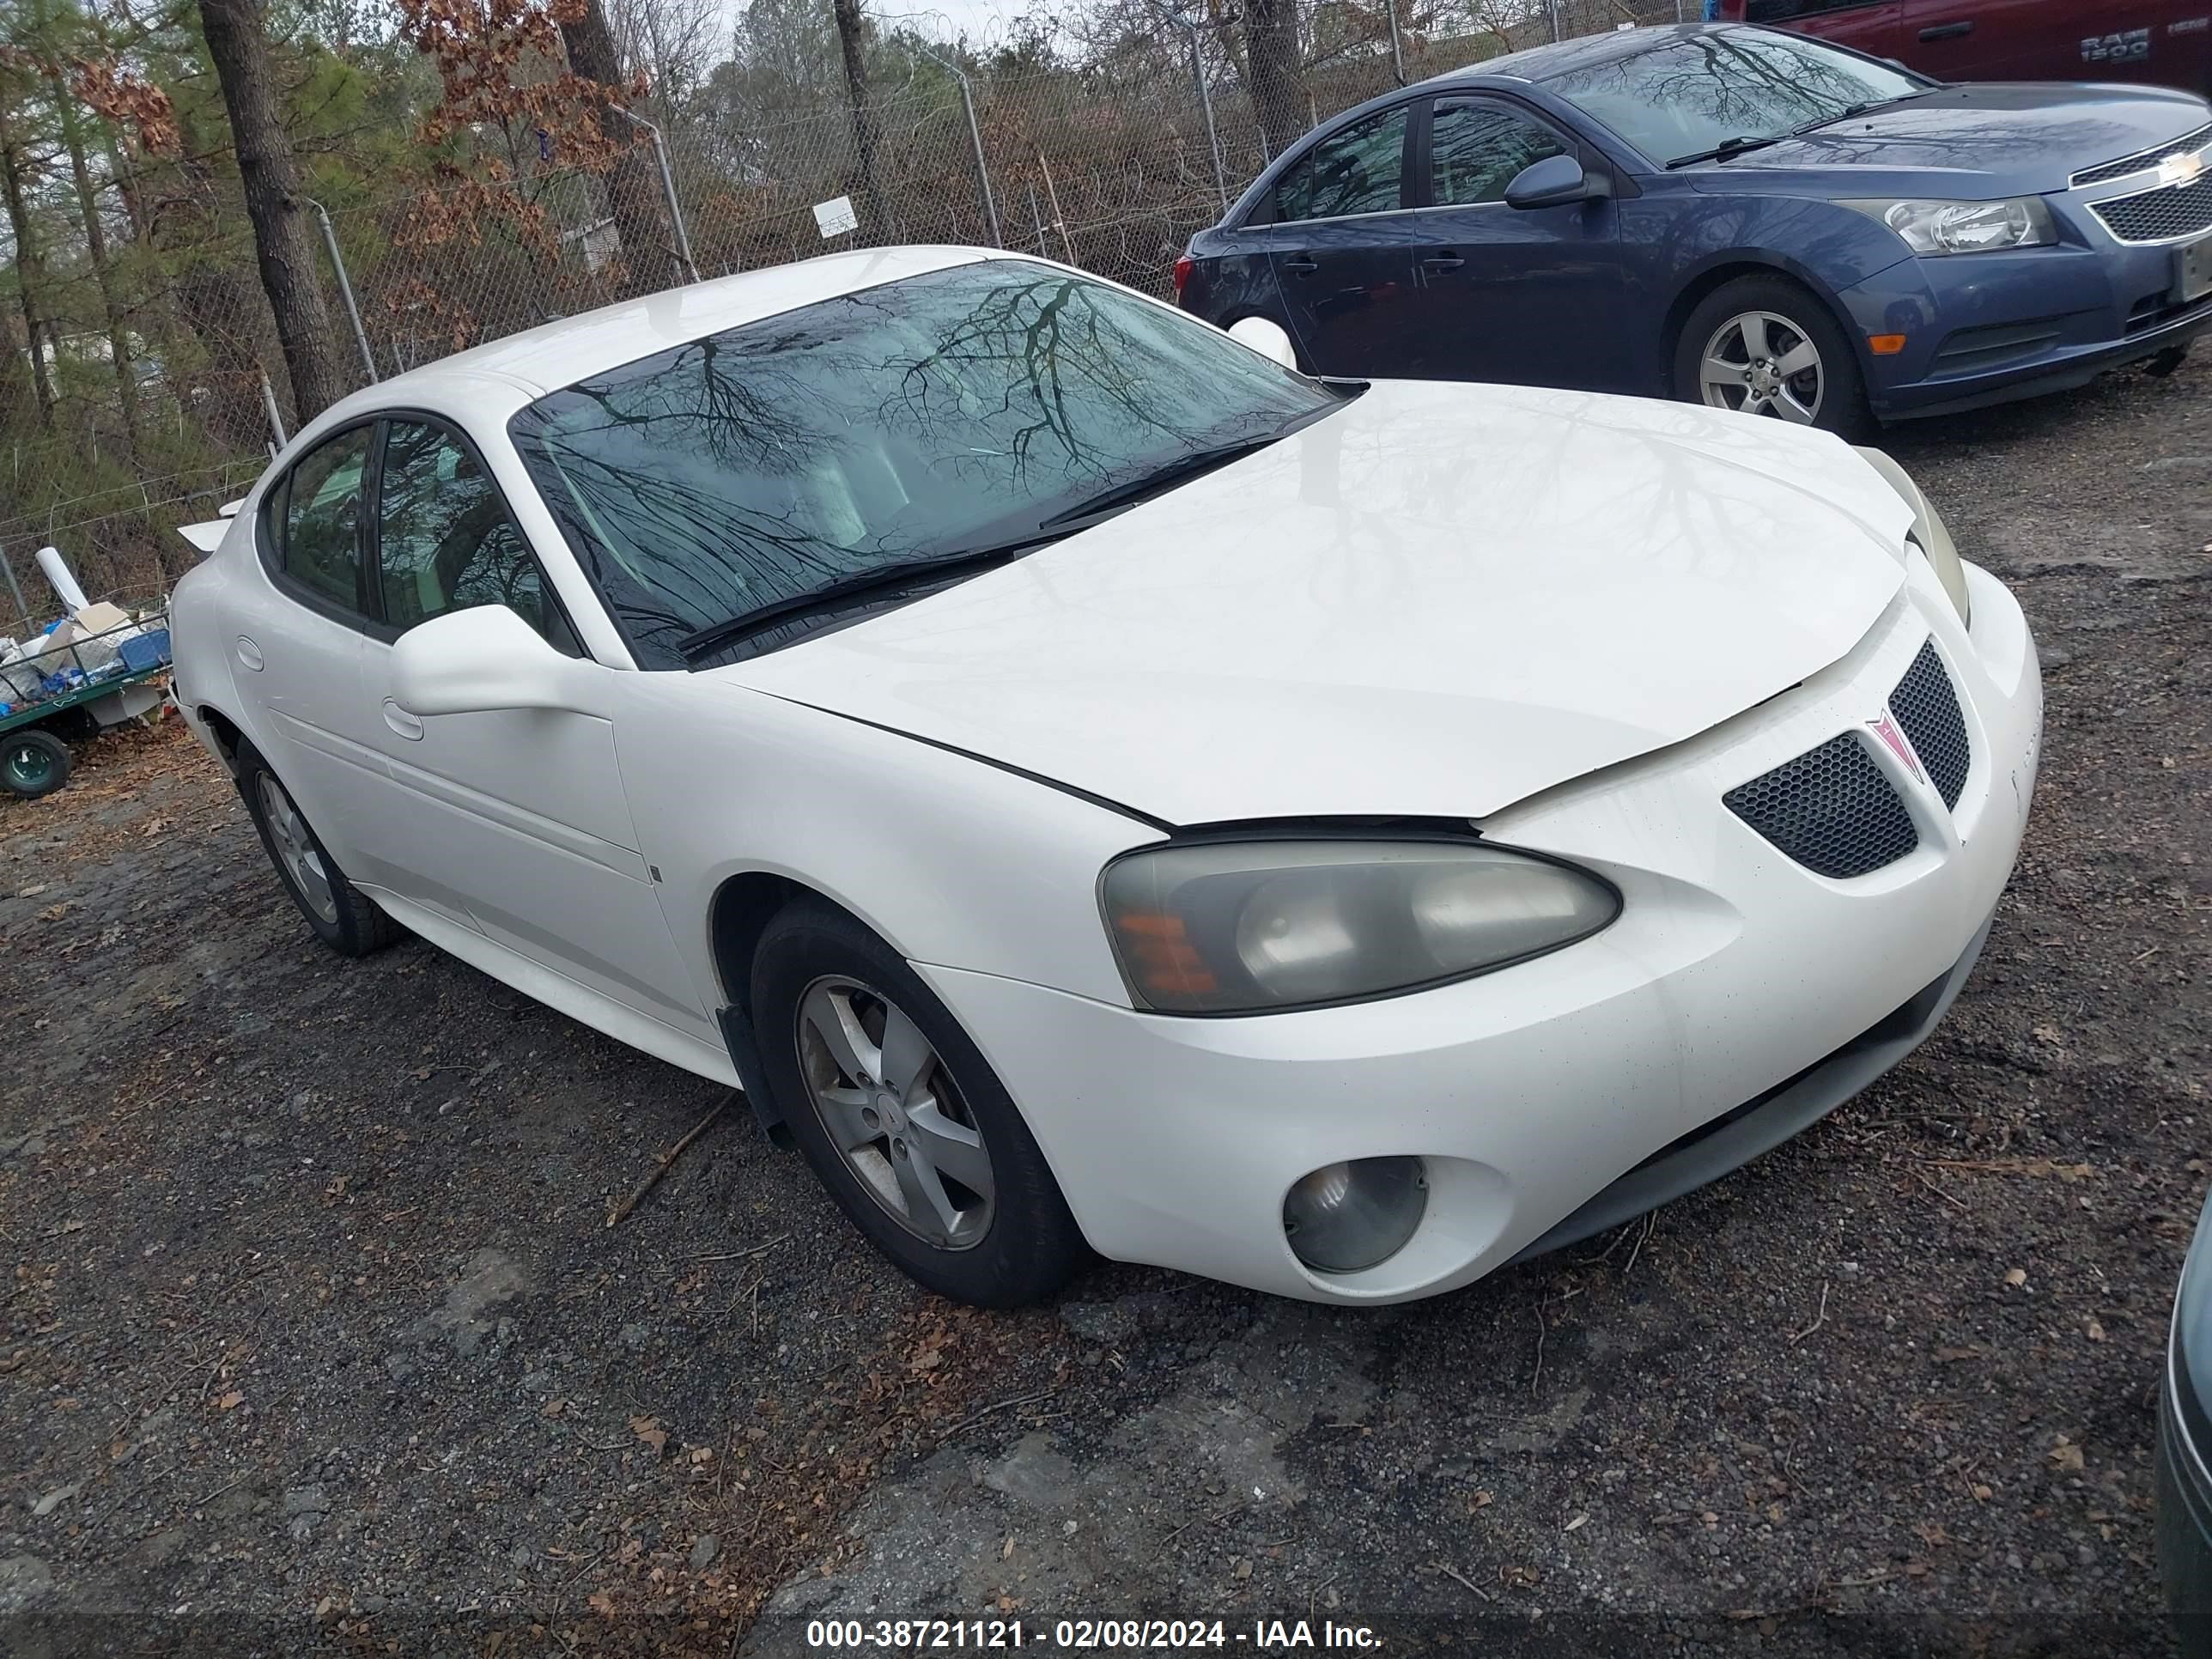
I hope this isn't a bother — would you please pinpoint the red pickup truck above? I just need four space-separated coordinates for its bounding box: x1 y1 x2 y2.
1707 0 2212 93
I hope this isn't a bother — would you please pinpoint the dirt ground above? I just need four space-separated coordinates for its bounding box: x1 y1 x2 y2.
3 355 2209 1659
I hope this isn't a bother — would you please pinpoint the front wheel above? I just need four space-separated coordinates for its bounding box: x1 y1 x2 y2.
1674 276 1871 439
2 728 70 799
750 899 1085 1307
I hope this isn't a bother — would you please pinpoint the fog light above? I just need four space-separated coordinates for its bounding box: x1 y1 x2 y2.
1282 1157 1426 1274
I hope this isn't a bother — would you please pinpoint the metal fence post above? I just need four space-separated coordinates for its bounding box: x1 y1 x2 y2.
259 372 289 452
611 109 702 286
1385 0 1407 87
307 198 379 385
917 46 1004 249
0 544 28 631
1186 21 1229 214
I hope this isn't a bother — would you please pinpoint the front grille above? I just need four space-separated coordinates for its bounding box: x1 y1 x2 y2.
2071 121 2212 188
1724 733 1918 879
1888 639 1971 811
2091 176 2212 244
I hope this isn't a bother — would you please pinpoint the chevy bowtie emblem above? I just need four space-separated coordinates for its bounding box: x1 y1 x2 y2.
1868 712 1925 783
2160 149 2206 187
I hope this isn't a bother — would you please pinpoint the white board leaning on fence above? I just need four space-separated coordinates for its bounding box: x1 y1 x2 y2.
812 196 859 240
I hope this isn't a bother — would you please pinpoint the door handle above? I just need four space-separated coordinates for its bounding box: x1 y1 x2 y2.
1917 20 1972 40
234 635 264 672
1420 253 1466 270
382 699 424 742
1283 255 1318 276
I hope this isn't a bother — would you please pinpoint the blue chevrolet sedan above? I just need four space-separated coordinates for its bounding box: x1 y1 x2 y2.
1176 24 2212 435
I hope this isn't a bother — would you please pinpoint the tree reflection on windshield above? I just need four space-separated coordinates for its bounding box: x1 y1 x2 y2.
509 263 1333 667
1542 32 1923 166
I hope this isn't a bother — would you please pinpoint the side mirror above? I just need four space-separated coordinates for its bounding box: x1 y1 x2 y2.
1226 314 1299 370
1504 154 1607 210
391 605 605 719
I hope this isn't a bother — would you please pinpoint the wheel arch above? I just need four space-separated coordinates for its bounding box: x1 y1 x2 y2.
1663 254 1871 386
196 704 246 769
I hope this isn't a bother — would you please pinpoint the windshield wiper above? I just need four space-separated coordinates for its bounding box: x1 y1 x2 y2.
675 541 1046 660
1788 88 1936 137
1038 430 1304 528
1665 133 1780 169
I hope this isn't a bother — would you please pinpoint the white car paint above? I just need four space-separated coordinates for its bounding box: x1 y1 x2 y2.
170 246 2041 1304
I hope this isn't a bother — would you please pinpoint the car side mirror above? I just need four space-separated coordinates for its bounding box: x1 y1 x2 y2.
391 605 606 719
1504 155 1607 210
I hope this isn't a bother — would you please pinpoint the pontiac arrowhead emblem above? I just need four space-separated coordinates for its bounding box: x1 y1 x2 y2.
1868 711 1924 783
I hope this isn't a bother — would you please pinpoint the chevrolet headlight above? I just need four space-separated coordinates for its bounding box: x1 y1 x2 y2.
1843 196 2057 256
1101 837 1620 1015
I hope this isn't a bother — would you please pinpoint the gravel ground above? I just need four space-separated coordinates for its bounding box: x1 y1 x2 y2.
3 356 2209 1659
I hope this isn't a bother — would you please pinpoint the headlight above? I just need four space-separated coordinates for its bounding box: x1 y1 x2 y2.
1842 196 2056 256
1100 836 1620 1015
1853 446 1971 625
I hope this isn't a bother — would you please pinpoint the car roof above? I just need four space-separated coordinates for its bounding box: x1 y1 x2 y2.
1425 22 1749 88
316 243 996 423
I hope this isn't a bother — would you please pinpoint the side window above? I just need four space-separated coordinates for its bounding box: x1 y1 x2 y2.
1273 106 1411 223
375 420 578 652
278 426 374 612
1429 100 1568 206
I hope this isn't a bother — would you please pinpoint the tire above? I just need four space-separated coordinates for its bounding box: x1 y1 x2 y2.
1674 275 1872 440
2 728 70 799
234 739 399 957
750 898 1085 1307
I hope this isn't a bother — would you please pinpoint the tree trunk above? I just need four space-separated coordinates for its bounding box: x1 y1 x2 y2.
830 0 889 236
1243 0 1308 160
0 111 56 424
51 76 142 448
197 0 348 425
559 0 684 295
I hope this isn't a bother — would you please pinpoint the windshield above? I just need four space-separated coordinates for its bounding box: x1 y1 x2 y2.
509 261 1337 668
1540 29 1926 167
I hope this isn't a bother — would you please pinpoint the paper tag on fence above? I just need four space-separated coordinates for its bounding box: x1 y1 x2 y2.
813 196 859 239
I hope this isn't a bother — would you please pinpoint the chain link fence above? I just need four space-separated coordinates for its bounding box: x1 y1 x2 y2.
5 0 1685 636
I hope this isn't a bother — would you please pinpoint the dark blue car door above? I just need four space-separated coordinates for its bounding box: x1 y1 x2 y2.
1259 102 1428 377
1395 94 1640 392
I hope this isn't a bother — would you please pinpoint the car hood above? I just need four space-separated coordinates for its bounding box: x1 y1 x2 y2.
709 380 1913 826
1689 82 2209 197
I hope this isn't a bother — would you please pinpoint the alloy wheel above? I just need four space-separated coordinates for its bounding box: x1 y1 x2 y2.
795 975 994 1250
255 773 339 926
1698 309 1825 424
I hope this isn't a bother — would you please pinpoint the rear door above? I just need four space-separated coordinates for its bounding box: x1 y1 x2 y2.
229 422 391 872
354 415 711 1036
1897 0 2204 89
1394 94 1636 391
1741 0 1905 62
1260 102 1426 376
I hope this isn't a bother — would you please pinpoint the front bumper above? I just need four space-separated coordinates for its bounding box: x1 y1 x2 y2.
1841 232 2211 422
921 558 2041 1304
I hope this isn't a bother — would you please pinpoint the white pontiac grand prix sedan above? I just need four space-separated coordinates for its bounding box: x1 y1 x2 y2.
171 246 2041 1308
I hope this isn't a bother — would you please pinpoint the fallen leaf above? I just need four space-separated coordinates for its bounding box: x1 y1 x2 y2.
2032 1024 2063 1045
1468 1488 1494 1511
1002 1534 1016 1559
541 1399 565 1419
16 883 46 898
1972 1484 1993 1503
1564 1513 1589 1533
629 1413 668 1456
2050 1439 2085 1473
586 1591 616 1618
216 1390 244 1411
2004 1267 2027 1288
2087 1322 2106 1343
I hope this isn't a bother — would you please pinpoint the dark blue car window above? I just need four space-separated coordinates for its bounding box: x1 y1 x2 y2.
1540 30 1920 167
1430 100 1568 207
1274 106 1410 223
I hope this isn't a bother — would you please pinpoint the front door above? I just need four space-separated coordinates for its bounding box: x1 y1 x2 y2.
1741 0 1905 64
1261 102 1426 377
355 416 711 1037
1396 94 1634 392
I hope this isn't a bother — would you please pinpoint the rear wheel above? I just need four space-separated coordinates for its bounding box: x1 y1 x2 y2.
750 899 1085 1307
1675 275 1871 439
2 729 70 799
234 740 398 957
